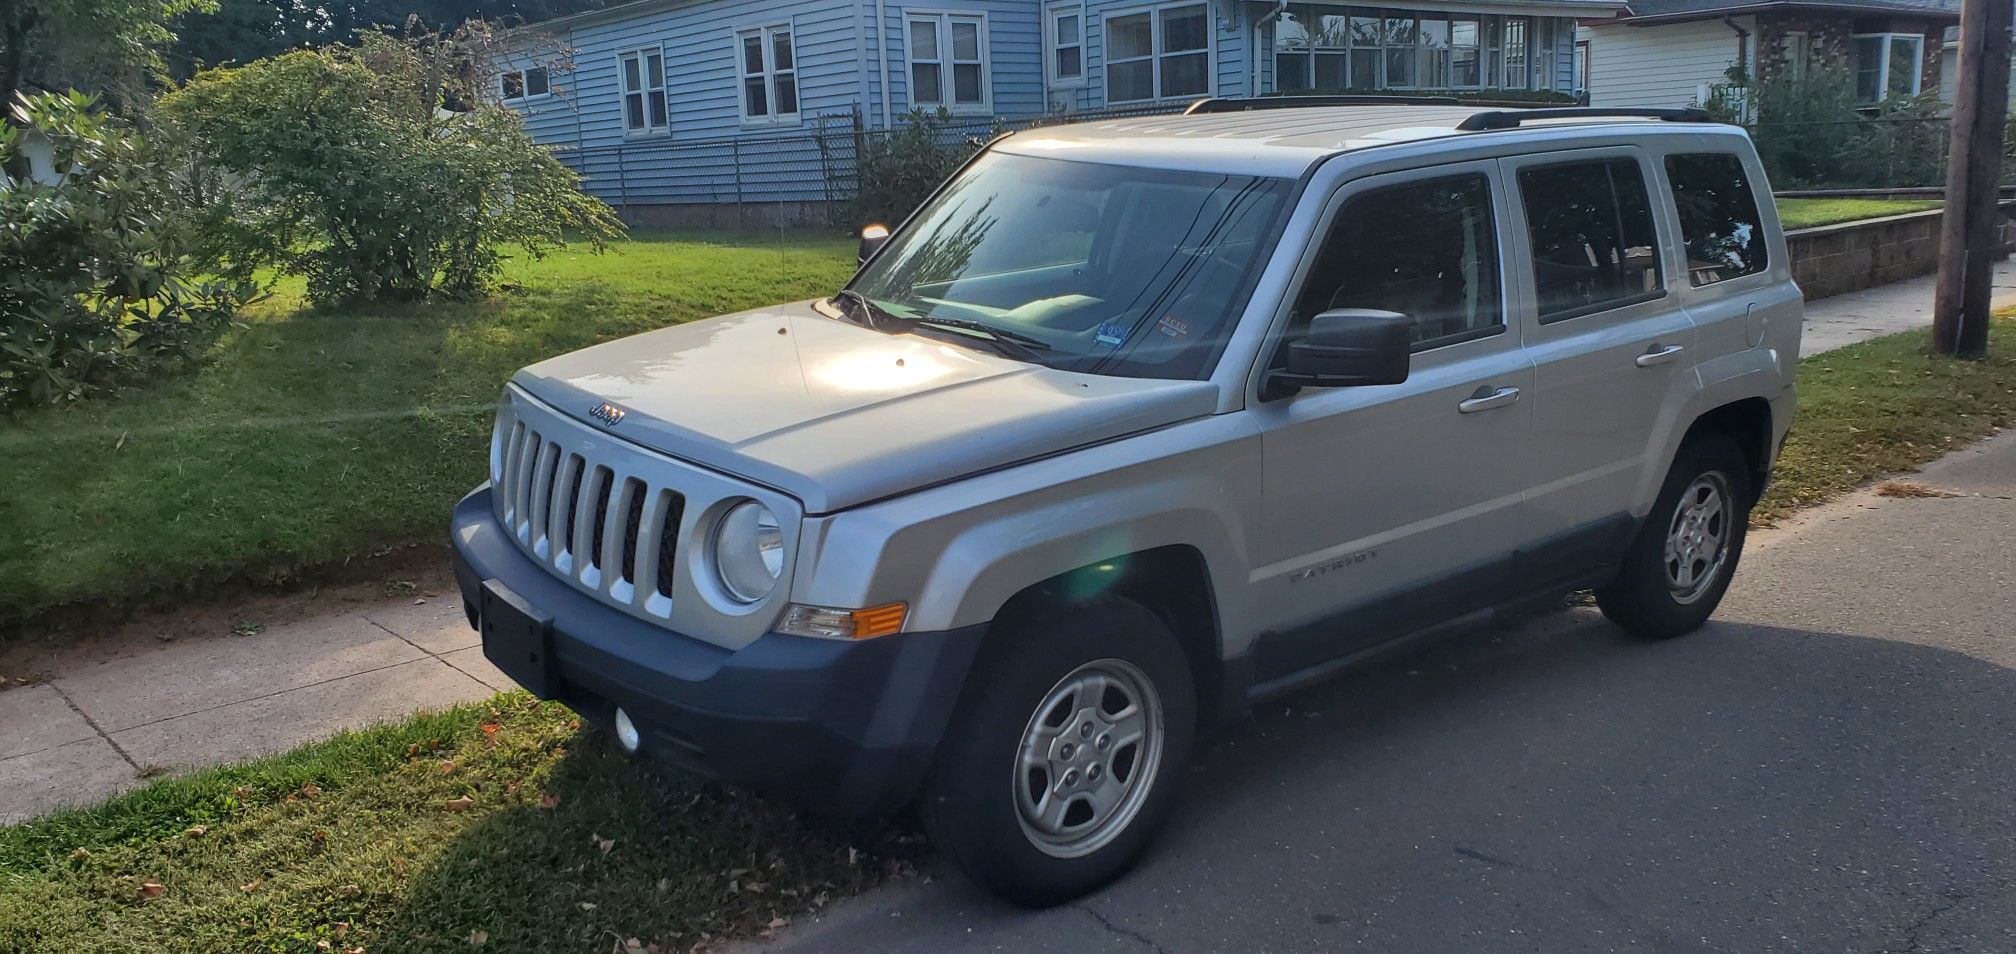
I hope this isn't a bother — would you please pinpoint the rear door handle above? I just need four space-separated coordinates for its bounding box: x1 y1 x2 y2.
1635 343 1686 367
1458 385 1521 414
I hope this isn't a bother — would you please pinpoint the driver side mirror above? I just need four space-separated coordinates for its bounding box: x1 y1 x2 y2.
858 224 891 265
1264 309 1411 400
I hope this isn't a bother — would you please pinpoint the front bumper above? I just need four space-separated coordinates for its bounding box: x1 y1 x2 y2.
449 485 985 817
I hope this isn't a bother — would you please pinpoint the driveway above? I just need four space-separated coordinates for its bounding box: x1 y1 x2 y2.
749 433 2016 952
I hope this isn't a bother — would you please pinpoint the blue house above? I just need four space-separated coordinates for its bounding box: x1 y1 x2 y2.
494 0 1615 221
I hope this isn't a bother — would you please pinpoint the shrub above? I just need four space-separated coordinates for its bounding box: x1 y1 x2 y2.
1727 65 1952 189
155 28 623 307
850 109 996 228
0 91 260 409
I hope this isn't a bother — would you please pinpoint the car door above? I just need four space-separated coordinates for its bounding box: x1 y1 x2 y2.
1503 149 1697 591
1246 160 1534 685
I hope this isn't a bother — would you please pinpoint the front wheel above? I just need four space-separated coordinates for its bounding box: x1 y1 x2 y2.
920 596 1195 906
1596 433 1752 639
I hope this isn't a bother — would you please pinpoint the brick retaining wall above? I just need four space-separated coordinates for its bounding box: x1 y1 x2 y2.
1789 203 2016 301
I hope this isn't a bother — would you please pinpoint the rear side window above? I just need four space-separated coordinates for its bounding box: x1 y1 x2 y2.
1519 158 1664 322
1292 174 1503 351
1665 152 1768 286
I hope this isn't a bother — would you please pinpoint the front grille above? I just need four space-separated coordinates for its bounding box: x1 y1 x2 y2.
493 412 686 618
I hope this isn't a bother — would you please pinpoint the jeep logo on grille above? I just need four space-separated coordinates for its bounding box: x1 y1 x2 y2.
588 402 626 427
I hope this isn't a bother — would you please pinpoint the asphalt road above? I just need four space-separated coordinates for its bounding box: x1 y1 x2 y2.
751 432 2016 954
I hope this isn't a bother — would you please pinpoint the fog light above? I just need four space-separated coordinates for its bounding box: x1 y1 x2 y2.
613 707 641 754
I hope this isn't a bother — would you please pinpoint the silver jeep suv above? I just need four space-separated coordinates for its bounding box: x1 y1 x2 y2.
451 101 1801 905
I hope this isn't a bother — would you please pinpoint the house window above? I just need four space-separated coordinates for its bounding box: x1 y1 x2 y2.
499 66 549 102
739 25 799 123
1503 18 1528 89
1854 33 1923 103
1049 5 1085 85
1783 30 1811 81
618 49 667 135
909 13 990 111
1107 3 1211 103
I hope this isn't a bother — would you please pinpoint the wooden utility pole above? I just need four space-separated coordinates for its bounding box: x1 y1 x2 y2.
1933 0 2014 358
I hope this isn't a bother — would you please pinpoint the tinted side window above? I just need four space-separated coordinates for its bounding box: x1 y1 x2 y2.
1292 174 1502 350
1519 158 1664 322
1665 152 1768 286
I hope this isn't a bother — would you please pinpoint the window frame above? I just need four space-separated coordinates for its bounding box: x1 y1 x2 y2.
1104 1 1215 104
736 22 801 126
616 47 668 137
1268 8 1563 94
498 66 551 104
1047 3 1088 87
1852 32 1925 103
1512 153 1670 325
1278 166 1511 360
1662 150 1772 288
905 10 993 114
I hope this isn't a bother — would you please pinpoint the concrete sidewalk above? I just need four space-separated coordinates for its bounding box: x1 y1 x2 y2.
1 264 2012 824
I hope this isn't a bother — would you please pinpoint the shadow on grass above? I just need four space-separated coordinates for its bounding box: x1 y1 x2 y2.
367 730 920 953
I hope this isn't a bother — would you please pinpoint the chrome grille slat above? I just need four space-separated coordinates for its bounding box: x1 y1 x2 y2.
488 392 707 627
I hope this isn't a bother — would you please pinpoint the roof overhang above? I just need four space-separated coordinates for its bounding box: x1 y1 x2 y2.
1605 0 1957 25
1240 0 1627 19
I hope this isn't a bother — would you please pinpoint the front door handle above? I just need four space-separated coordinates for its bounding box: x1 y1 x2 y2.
1458 385 1521 414
1635 343 1687 367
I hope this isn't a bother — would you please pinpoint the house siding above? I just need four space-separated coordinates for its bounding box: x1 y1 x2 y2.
1586 17 1754 108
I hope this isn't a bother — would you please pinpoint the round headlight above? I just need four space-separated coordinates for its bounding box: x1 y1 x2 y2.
712 500 784 603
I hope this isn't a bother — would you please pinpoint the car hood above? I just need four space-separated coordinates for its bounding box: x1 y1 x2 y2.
511 301 1220 513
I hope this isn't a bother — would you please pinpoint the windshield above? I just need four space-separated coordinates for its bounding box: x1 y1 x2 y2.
849 152 1294 379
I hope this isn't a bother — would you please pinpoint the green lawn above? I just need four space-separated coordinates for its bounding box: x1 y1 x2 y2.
1776 196 1942 230
0 696 911 953
0 230 857 628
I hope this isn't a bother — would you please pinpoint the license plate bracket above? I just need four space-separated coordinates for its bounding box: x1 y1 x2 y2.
480 579 556 698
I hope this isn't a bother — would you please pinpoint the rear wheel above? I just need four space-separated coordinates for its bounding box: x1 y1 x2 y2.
1596 433 1752 639
920 596 1195 906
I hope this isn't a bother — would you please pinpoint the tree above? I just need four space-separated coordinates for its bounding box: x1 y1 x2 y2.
168 0 613 78
0 0 214 114
156 27 623 306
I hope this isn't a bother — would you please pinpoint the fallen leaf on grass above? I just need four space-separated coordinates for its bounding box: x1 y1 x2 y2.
538 793 560 810
445 796 475 811
239 879 263 893
184 825 208 837
468 929 488 946
335 884 362 898
139 881 166 898
440 760 458 775
300 783 321 799
1876 480 1958 499
592 834 615 854
578 902 597 911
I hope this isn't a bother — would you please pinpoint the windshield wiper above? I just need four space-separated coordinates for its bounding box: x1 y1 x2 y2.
909 317 1054 365
830 288 890 330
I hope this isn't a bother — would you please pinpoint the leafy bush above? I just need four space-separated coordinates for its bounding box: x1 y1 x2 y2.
850 109 996 227
1721 65 1953 189
155 28 623 307
0 91 259 409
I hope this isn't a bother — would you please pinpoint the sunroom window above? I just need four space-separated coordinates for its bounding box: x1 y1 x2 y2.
1273 6 1537 92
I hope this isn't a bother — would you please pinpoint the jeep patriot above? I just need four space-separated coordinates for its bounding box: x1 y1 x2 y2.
451 101 1802 905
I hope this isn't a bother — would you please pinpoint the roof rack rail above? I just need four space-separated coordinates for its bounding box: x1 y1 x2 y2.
1455 107 1716 130
1185 94 1463 115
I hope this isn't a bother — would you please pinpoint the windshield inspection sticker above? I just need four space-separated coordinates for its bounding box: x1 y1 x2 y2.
1157 315 1191 339
1093 320 1128 347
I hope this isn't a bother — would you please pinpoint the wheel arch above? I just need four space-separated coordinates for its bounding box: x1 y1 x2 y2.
993 545 1232 729
1680 396 1775 503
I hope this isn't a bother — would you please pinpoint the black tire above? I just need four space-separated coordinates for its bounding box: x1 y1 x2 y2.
1596 432 1752 639
920 596 1196 907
